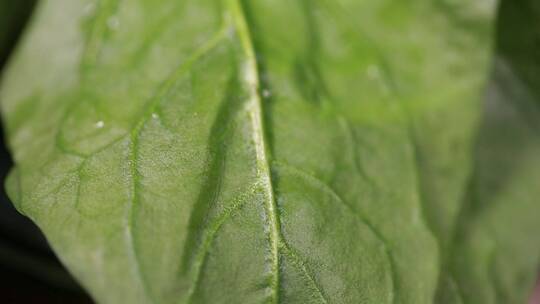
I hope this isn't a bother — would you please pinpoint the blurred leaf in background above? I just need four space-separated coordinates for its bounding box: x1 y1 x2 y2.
440 0 540 302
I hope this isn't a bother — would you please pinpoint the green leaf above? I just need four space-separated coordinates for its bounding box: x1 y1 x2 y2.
4 0 536 303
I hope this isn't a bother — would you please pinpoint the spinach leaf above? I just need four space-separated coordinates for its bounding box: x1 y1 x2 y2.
1 0 535 303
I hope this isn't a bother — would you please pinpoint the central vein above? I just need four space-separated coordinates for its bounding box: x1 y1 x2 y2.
227 0 281 302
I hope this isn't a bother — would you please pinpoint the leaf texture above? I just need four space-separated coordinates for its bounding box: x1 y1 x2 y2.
4 0 538 304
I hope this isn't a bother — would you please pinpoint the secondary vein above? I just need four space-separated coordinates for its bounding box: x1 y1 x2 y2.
279 242 329 304
273 161 397 304
227 1 282 302
123 27 230 304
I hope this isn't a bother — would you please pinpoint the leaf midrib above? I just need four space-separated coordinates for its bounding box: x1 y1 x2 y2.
227 0 282 302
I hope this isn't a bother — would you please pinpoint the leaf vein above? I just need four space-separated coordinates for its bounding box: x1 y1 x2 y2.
273 161 397 303
185 183 262 303
279 242 329 304
227 1 282 302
